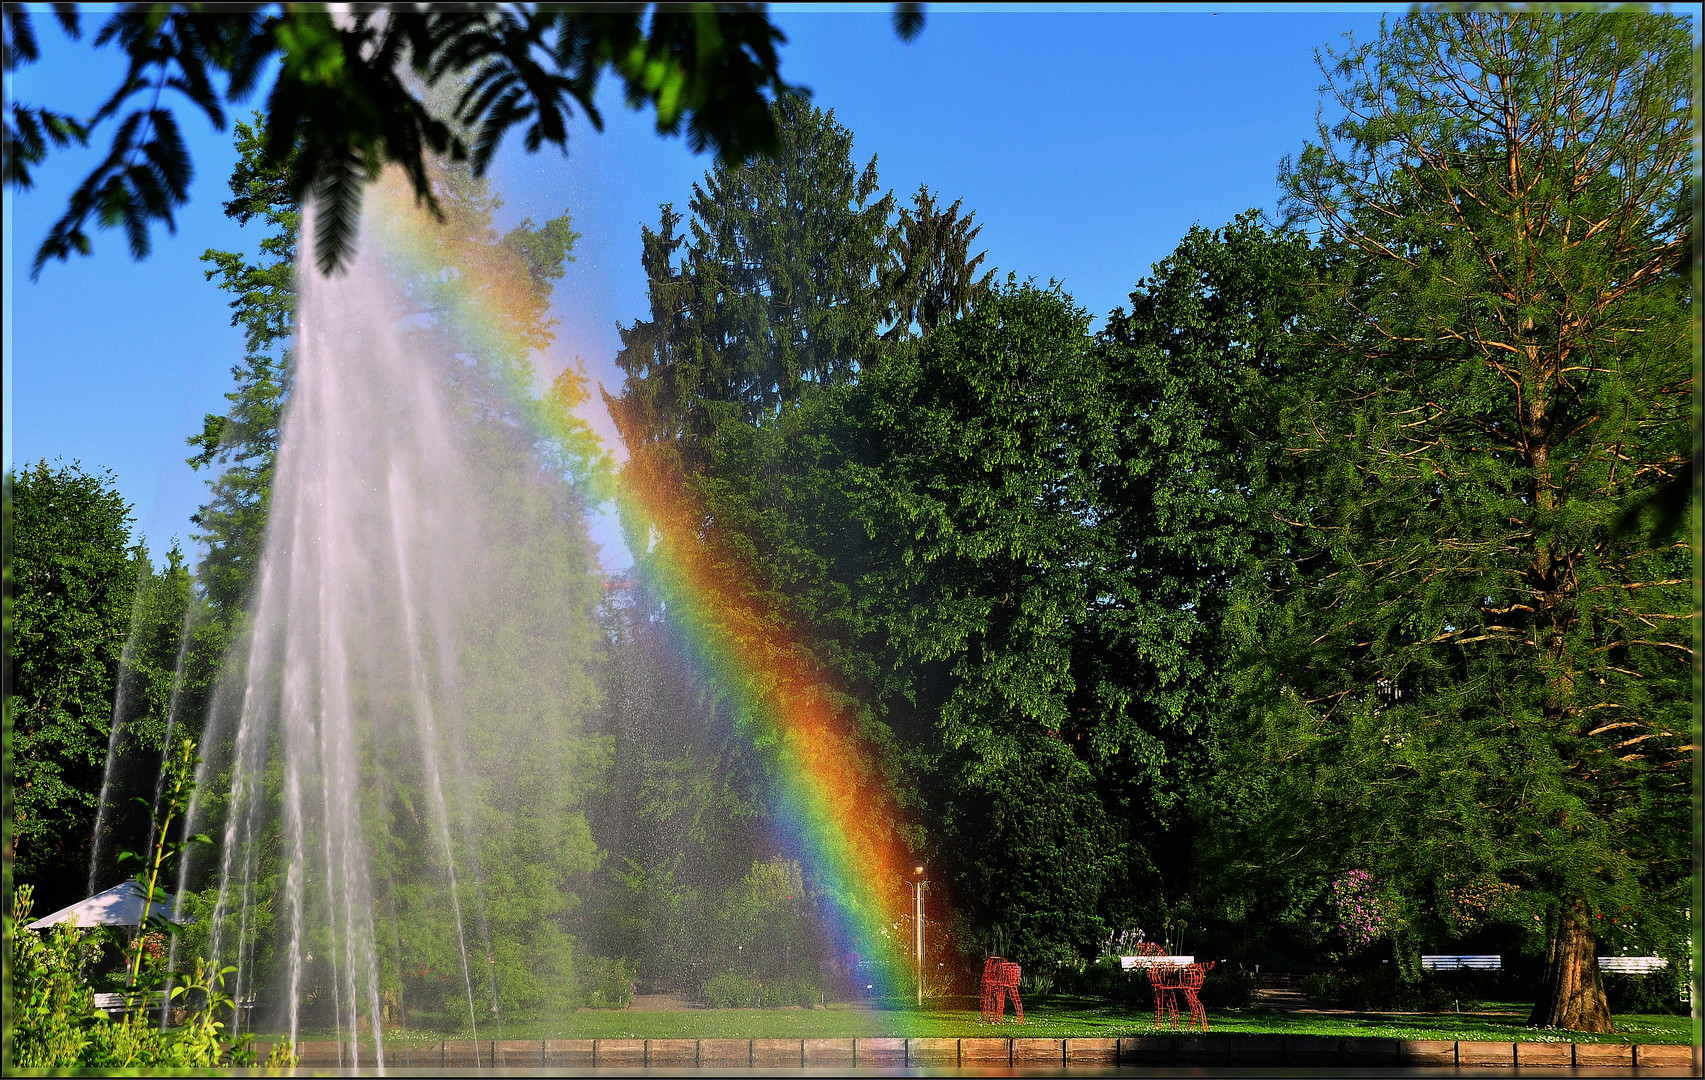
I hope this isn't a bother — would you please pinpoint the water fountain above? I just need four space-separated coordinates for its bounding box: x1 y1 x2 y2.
185 185 607 1066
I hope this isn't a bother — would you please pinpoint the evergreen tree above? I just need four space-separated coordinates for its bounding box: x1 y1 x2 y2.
611 94 892 449
191 117 298 621
605 98 910 912
881 185 994 340
1245 11 1693 1031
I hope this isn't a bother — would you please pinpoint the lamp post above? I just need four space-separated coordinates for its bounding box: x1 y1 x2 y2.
908 863 927 1007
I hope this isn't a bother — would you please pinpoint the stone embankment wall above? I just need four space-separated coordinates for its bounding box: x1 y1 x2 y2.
291 1034 1695 1070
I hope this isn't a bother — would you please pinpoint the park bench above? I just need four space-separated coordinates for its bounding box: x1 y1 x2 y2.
1120 954 1194 969
1421 955 1501 971
92 991 166 1015
1597 956 1667 975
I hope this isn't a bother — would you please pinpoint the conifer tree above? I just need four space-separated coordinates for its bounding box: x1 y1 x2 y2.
604 99 946 951
192 118 298 621
1249 11 1693 1031
881 185 994 340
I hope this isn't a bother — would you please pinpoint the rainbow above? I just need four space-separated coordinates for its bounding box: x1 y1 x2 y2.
364 175 918 996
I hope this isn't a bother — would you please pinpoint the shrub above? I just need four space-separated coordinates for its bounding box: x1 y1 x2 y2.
5 885 293 1070
1604 971 1688 1016
701 972 820 1008
8 892 99 1068
1018 968 1054 998
1299 972 1337 1003
1062 957 1125 998
579 956 637 1009
703 972 762 1008
1299 968 1463 1011
1199 963 1257 1009
1327 871 1400 952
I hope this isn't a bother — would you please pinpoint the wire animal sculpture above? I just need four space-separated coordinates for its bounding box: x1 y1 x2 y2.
1146 959 1215 1030
979 956 1024 1023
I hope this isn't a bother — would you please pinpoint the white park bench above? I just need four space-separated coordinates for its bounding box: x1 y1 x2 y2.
1422 955 1669 976
92 991 165 1014
1121 955 1195 969
1598 956 1667 975
1421 955 1501 971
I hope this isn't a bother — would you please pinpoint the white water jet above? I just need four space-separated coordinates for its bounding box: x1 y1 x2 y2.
191 189 606 1065
87 563 150 894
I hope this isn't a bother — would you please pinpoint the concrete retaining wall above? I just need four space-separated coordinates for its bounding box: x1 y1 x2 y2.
290 1034 1695 1070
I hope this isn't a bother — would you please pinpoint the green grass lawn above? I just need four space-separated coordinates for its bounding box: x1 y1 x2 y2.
304 997 1691 1045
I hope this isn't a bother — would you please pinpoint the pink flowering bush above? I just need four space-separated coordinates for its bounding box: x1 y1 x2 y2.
1327 870 1397 951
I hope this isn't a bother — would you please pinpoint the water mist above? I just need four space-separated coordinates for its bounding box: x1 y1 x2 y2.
188 186 606 1068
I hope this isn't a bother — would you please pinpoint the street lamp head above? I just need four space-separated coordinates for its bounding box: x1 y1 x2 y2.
912 863 926 879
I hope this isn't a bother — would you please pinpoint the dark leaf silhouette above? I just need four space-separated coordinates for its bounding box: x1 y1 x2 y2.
14 4 922 277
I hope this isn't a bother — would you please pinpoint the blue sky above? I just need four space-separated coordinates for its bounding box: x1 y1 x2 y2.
5 4 1403 563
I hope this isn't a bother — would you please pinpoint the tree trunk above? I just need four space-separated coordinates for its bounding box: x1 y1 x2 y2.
1528 897 1615 1032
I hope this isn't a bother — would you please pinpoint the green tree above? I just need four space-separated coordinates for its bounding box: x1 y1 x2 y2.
5 3 925 277
85 544 217 895
843 282 1136 962
881 185 994 340
606 105 1314 968
190 116 298 621
947 743 1120 966
605 97 916 945
7 463 137 913
168 111 606 1026
1093 212 1319 939
1246 11 1693 1031
612 93 893 440
589 576 770 990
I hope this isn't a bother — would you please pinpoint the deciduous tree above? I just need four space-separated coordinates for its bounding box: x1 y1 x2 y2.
8 463 137 912
4 3 924 277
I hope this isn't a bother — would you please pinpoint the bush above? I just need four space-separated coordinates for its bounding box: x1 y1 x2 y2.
1018 968 1054 998
1199 963 1257 1009
579 956 637 1010
1300 968 1463 1011
701 972 820 1008
5 885 292 1070
1299 972 1337 1003
1061 957 1126 998
1604 971 1688 1015
8 897 100 1068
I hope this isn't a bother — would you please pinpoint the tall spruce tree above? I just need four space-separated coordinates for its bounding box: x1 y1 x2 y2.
605 99 1058 966
192 117 298 621
605 97 914 942
1247 11 1693 1031
610 94 892 446
881 185 994 340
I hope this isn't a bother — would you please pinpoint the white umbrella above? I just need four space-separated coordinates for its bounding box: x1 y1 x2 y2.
26 880 188 930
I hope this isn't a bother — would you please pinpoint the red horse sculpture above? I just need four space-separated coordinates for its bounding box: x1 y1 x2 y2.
979 957 1024 1022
